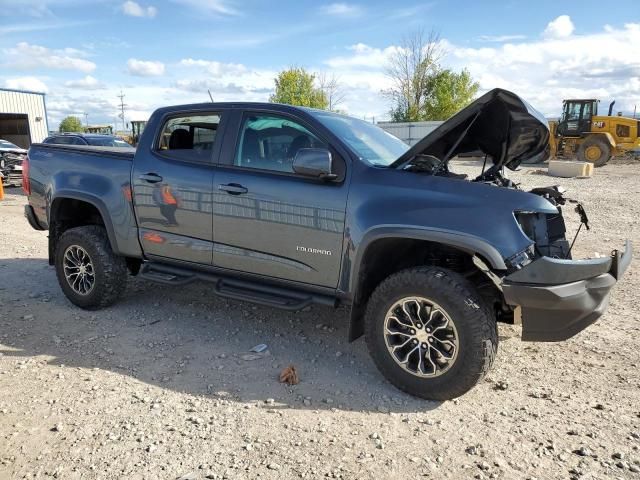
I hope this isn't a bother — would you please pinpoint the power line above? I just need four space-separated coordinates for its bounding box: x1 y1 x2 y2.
117 91 127 132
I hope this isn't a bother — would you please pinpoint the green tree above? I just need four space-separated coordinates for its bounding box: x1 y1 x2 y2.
269 67 328 109
59 116 84 133
385 29 443 122
423 69 479 120
385 30 480 121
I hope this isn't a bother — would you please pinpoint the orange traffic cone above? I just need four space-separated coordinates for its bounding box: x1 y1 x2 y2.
0 178 4 201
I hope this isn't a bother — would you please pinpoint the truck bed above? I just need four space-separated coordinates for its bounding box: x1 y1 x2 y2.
31 143 136 159
26 142 139 258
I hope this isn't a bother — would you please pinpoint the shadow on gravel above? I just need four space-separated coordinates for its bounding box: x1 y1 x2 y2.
0 257 442 414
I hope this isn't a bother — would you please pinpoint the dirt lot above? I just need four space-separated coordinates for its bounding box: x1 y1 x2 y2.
1 162 639 480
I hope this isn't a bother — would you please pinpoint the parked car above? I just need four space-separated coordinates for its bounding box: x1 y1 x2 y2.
43 133 132 148
0 139 27 186
23 89 632 400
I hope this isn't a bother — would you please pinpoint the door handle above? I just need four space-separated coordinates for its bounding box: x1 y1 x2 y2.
139 173 163 183
218 183 248 195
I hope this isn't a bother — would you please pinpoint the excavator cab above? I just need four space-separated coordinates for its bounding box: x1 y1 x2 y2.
557 99 598 137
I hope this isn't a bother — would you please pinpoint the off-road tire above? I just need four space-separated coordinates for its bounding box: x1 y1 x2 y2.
55 225 127 309
577 137 612 167
364 266 498 400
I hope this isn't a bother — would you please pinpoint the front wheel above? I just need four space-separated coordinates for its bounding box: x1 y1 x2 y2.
577 137 612 167
55 225 127 309
364 267 497 400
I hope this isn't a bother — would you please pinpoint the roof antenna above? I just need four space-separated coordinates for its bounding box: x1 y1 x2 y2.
208 89 214 103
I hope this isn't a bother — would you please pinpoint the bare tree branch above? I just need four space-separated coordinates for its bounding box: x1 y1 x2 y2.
318 72 346 111
384 29 444 121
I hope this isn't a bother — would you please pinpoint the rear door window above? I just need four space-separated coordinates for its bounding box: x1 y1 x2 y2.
156 113 222 163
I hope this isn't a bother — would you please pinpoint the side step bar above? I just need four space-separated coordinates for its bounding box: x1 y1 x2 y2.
138 262 336 311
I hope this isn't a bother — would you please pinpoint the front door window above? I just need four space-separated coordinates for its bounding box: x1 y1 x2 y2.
235 114 326 174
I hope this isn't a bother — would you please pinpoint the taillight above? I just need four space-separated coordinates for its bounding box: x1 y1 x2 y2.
22 154 30 195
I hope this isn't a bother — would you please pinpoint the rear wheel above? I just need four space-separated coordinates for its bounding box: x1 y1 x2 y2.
364 267 497 400
577 137 612 167
55 225 127 309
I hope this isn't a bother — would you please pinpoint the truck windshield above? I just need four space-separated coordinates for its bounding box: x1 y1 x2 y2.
307 110 409 166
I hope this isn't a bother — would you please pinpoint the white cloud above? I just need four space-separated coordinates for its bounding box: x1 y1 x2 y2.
122 1 157 18
325 43 401 69
64 75 104 89
174 59 275 99
477 34 527 43
19 15 640 129
322 3 362 16
171 0 238 16
543 15 575 39
320 19 640 118
179 58 247 77
3 42 95 73
0 20 90 35
0 0 98 18
0 0 58 17
4 76 49 93
448 21 640 114
127 58 165 76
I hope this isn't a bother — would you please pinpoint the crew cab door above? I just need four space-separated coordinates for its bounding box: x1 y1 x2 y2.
132 110 228 264
211 109 348 288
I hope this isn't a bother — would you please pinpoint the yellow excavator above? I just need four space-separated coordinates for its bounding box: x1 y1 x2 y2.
549 99 640 167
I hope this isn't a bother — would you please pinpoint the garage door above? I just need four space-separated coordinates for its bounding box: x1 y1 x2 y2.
0 113 31 149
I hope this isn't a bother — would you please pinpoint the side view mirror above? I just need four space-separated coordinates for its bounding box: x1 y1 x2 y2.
292 148 337 181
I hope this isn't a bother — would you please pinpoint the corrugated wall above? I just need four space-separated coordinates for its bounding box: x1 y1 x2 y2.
0 89 49 144
378 121 443 145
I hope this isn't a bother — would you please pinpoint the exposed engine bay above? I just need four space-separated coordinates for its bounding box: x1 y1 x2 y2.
516 186 573 260
0 150 26 186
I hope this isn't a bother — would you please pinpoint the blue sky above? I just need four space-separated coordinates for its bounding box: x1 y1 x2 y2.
1 0 639 129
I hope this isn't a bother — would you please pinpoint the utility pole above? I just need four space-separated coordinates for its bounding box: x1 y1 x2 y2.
117 91 127 133
83 112 88 127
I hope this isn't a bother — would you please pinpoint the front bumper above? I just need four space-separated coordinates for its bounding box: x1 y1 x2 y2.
502 241 632 341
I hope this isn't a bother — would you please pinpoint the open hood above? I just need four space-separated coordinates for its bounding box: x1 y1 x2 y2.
390 88 550 171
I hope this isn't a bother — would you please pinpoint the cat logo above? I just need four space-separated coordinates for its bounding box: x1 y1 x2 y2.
593 121 605 128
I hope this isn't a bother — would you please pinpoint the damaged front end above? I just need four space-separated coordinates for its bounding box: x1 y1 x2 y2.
514 186 573 260
1 150 26 186
502 241 631 341
504 185 632 341
389 87 633 342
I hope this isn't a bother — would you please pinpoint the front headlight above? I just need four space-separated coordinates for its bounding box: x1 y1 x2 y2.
506 245 535 270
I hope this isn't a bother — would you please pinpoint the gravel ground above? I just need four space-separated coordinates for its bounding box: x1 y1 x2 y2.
0 161 639 480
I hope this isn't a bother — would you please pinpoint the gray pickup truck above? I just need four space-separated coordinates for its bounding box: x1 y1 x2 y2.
24 88 632 400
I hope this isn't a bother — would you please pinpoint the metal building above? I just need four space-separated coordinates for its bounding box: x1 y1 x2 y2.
0 88 49 148
378 121 443 146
